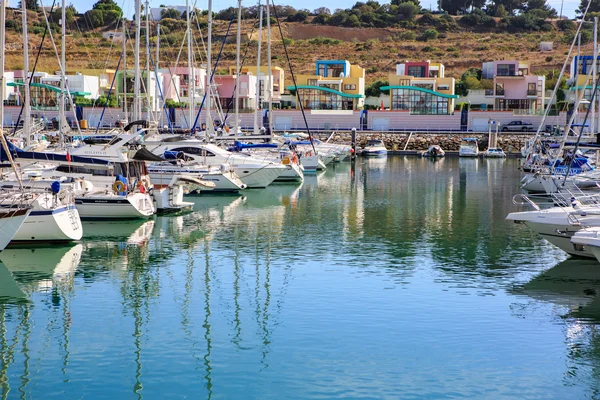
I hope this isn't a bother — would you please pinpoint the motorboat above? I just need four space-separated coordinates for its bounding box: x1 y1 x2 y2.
571 227 600 263
142 135 287 188
484 147 506 158
421 145 445 158
506 195 600 258
153 176 213 213
362 140 388 157
227 141 304 182
147 159 246 193
459 138 479 157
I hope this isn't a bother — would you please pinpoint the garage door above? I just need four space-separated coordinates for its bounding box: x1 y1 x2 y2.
371 117 390 131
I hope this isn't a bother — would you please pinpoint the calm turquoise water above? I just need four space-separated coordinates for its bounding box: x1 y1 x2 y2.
1 157 599 399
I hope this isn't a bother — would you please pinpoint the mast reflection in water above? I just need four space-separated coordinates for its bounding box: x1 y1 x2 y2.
2 158 600 398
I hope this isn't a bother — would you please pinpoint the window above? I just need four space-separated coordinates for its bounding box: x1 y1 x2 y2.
527 83 536 96
414 83 434 90
496 64 515 76
407 66 426 77
344 84 356 90
437 84 449 91
495 83 504 95
398 79 411 86
308 79 318 86
390 88 450 115
171 147 215 156
297 88 354 110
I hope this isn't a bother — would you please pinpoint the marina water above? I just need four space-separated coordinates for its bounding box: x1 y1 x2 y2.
0 157 598 399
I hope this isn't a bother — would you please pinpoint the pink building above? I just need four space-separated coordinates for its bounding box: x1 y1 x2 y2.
482 60 545 113
213 74 258 110
159 67 205 106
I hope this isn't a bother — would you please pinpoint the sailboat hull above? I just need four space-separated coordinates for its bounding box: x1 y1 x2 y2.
75 192 155 219
0 209 30 251
12 204 82 242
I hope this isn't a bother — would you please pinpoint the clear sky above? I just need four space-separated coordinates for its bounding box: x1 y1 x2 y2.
9 0 580 19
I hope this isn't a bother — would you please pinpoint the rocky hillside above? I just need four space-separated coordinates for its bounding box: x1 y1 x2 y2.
3 8 589 87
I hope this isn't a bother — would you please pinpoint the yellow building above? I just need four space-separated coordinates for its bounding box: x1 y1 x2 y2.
228 65 285 104
286 60 365 110
381 61 457 114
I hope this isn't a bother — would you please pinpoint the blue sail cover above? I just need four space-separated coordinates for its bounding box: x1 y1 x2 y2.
229 141 279 152
0 137 111 166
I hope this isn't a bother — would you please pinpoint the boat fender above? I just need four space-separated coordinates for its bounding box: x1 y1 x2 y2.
50 181 61 194
113 181 127 193
136 180 146 194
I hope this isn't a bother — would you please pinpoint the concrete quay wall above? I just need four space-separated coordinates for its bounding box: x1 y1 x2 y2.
320 131 531 154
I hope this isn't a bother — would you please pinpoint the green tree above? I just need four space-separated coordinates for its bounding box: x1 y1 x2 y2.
365 80 389 97
495 4 507 17
92 0 122 14
18 0 38 10
161 8 182 19
578 0 600 16
391 0 421 7
396 2 419 20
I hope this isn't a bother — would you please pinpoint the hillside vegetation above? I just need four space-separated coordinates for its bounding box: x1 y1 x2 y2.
4 0 597 96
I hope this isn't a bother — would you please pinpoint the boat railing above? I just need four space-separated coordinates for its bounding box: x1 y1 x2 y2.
512 194 540 211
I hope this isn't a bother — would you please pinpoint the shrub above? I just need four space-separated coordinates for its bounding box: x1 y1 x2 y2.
459 9 496 30
417 12 436 26
557 19 575 32
396 2 419 20
397 31 416 40
419 29 438 41
545 56 553 62
286 10 309 22
312 13 330 24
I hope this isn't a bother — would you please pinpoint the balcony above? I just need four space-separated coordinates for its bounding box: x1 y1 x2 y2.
496 89 505 96
485 89 494 96
527 89 537 96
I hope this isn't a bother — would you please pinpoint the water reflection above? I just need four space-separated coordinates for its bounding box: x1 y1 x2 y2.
516 259 600 394
2 158 600 398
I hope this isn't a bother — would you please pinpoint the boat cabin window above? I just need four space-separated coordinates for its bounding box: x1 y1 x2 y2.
171 147 215 156
56 165 113 176
366 140 384 146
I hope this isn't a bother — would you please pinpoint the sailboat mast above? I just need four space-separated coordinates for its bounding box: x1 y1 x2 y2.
266 0 273 137
253 1 263 135
145 0 150 120
205 0 213 135
60 0 66 146
0 0 5 131
22 0 31 146
133 0 141 122
186 0 193 130
155 23 160 124
234 0 242 137
593 17 597 134
122 19 128 120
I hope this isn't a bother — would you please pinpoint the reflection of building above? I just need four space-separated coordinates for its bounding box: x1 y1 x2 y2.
286 60 365 110
381 61 457 115
482 60 545 113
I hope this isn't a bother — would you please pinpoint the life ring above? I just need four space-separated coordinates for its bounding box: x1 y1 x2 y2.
113 181 126 193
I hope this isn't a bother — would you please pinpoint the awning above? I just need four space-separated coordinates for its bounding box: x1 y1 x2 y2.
285 85 364 98
8 81 91 96
380 85 459 99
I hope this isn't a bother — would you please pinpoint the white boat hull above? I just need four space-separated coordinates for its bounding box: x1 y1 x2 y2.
148 169 245 192
13 204 82 242
0 209 30 251
275 163 304 182
234 165 285 188
301 155 320 173
75 192 155 219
